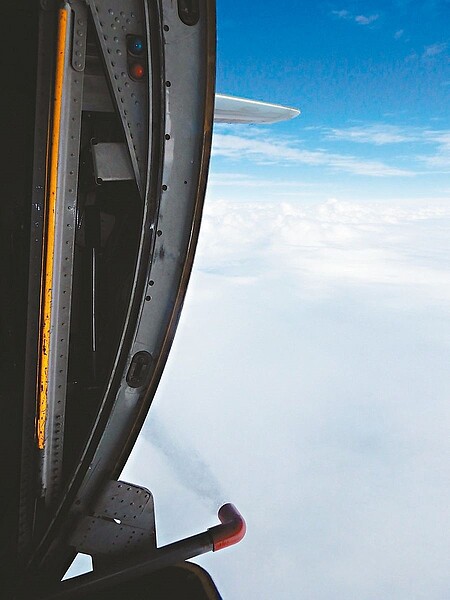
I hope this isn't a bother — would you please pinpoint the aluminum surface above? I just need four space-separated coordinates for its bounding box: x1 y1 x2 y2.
91 142 134 182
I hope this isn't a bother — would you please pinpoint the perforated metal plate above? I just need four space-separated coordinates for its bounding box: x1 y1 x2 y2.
70 480 156 558
89 0 150 194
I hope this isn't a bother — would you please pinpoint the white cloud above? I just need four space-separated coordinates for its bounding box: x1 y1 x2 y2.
213 123 450 177
394 29 404 39
423 42 448 58
212 131 414 177
325 124 417 145
355 14 379 25
331 9 379 26
420 154 450 170
212 124 450 179
208 172 311 189
197 197 450 301
323 124 450 172
324 124 450 146
123 193 450 599
331 9 351 19
417 130 450 171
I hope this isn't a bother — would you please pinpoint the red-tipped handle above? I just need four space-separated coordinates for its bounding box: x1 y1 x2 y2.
42 504 247 599
208 503 246 551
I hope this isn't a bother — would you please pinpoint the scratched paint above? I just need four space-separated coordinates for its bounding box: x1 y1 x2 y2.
37 8 68 450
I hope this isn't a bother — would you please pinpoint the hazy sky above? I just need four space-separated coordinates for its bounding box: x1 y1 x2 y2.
73 1 450 598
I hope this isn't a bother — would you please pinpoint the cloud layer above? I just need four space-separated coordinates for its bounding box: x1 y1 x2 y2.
123 194 450 599
212 123 450 181
212 131 415 177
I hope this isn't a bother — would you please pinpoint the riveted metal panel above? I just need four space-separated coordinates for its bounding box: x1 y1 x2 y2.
71 480 156 558
88 0 150 194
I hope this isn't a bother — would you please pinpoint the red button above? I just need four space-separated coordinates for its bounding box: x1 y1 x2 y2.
130 62 145 80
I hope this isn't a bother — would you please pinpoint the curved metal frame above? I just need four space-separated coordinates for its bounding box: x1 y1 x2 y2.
26 0 216 585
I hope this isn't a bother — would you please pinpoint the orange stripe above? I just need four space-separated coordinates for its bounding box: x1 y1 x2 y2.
37 8 68 449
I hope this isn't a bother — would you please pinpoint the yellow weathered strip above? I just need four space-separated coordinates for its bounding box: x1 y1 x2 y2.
37 8 68 449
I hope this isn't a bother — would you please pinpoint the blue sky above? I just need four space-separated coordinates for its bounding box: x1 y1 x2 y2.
211 0 450 204
71 2 450 598
216 0 450 122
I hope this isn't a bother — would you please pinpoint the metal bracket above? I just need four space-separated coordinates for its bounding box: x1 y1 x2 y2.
91 142 134 182
70 480 156 565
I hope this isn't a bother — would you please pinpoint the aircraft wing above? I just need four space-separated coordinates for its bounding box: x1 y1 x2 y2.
214 93 300 124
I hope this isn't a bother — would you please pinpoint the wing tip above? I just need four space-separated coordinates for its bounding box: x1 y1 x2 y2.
214 94 301 124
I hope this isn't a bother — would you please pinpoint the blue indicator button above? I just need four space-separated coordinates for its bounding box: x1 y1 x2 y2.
128 35 144 55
